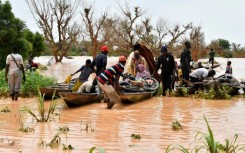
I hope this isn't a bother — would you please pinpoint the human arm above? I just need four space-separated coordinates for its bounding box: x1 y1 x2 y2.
185 50 191 72
71 66 84 76
5 64 9 82
153 56 161 75
102 56 107 72
114 74 121 93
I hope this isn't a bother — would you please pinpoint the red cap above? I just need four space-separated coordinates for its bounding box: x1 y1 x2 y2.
101 45 109 52
119 56 127 62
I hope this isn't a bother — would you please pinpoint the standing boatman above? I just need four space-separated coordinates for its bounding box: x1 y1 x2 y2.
209 48 215 68
180 41 192 86
154 46 175 96
90 45 109 76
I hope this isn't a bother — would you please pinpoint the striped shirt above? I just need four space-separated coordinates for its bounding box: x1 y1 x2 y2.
98 63 124 85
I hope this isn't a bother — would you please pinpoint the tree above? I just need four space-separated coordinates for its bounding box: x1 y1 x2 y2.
208 38 231 56
218 39 230 50
155 17 168 47
117 3 145 50
167 23 193 49
135 18 155 47
0 0 33 69
80 3 108 58
26 0 81 62
189 26 205 60
23 29 45 58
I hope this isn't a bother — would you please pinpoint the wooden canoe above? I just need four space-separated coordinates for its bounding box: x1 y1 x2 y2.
119 92 152 104
39 87 72 99
58 92 98 107
58 91 152 107
204 75 241 95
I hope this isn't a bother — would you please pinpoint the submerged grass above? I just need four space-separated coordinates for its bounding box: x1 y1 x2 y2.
165 116 245 153
165 115 245 153
19 90 59 122
131 134 141 140
1 107 11 113
172 120 183 131
89 146 106 153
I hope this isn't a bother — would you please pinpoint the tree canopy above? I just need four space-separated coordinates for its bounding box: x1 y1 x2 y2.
0 0 45 69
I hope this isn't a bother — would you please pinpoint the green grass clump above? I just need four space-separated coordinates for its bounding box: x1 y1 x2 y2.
194 85 232 100
171 120 183 131
19 90 58 122
20 71 57 97
19 127 34 133
62 144 74 150
1 107 11 113
58 125 69 132
131 133 141 140
165 115 245 153
0 70 57 97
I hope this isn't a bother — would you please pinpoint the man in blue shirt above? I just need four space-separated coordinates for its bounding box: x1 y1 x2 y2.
90 45 109 76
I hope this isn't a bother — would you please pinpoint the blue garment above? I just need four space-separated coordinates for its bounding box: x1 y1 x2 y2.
90 53 107 76
78 65 92 82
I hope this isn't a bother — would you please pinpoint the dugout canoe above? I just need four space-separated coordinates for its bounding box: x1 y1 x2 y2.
59 92 99 107
120 92 153 104
204 75 241 95
58 91 153 107
39 86 72 99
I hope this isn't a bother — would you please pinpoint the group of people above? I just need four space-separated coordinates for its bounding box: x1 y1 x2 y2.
5 42 233 105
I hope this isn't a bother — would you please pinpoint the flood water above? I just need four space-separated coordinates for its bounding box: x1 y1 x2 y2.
0 56 245 153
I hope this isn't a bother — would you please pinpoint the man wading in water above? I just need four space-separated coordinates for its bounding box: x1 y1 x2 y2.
154 46 175 96
97 56 127 109
5 45 26 100
180 41 192 86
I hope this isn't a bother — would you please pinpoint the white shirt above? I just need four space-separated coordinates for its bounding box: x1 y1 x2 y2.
6 53 23 75
190 68 208 79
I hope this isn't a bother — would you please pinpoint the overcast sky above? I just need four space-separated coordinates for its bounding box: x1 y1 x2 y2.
4 0 245 45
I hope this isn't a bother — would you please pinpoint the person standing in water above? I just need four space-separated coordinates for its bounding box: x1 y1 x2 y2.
180 41 192 85
90 45 109 76
154 46 175 96
209 48 215 67
5 45 26 100
97 56 127 109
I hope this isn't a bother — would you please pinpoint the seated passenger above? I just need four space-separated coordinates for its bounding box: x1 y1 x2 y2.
26 58 38 71
225 61 232 79
135 64 151 80
77 78 97 93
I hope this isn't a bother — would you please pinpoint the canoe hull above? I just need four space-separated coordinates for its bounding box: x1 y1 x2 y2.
39 87 72 99
120 92 152 104
59 92 98 107
59 92 153 107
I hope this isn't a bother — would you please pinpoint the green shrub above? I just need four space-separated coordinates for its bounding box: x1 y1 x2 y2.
21 71 57 97
0 70 57 97
194 85 232 100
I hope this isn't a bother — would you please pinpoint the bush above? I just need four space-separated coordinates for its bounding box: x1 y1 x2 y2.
0 70 57 97
194 85 232 100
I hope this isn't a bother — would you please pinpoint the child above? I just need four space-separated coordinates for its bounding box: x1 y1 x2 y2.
135 64 151 80
225 61 232 79
71 59 92 91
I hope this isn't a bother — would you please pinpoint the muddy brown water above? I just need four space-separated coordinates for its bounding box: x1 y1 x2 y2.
1 57 245 152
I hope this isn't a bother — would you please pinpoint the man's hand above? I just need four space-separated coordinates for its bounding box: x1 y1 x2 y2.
23 76 26 82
